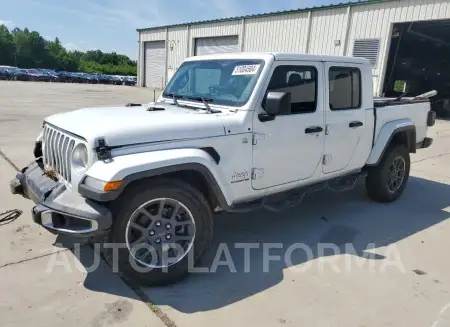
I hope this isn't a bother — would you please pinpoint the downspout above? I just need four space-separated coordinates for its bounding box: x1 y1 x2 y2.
305 11 312 53
137 40 142 87
342 6 352 56
164 27 169 89
240 18 246 52
186 25 190 57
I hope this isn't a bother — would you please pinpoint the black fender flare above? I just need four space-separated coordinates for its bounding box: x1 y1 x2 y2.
79 162 230 210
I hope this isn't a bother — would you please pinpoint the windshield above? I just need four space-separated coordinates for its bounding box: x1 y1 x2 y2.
163 59 264 107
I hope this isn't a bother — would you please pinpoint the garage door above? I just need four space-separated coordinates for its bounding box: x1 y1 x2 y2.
195 36 239 56
144 41 165 88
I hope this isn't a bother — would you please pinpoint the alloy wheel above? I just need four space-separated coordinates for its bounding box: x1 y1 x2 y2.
125 198 196 269
387 156 406 193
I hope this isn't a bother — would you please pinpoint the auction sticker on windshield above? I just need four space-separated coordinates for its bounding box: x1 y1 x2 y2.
232 64 261 75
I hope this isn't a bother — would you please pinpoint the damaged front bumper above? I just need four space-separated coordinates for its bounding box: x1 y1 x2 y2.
10 161 112 237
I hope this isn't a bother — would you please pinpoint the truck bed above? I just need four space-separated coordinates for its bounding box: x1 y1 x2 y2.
373 98 430 145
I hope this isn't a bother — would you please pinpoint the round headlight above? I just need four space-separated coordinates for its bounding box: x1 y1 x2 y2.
72 143 89 173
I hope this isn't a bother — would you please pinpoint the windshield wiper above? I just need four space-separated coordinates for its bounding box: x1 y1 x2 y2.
186 96 220 113
163 92 184 107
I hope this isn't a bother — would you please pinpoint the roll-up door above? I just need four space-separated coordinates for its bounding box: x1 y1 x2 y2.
194 36 239 56
144 40 166 88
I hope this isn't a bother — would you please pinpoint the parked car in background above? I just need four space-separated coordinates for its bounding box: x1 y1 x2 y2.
122 76 137 86
10 68 32 81
0 67 12 80
110 75 124 85
65 72 84 83
85 73 99 84
128 76 137 86
24 69 54 82
80 73 98 84
38 69 60 82
0 65 17 69
54 71 72 83
92 73 112 84
1 66 136 85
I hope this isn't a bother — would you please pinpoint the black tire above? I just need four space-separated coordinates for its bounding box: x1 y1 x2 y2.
365 144 411 203
109 178 213 286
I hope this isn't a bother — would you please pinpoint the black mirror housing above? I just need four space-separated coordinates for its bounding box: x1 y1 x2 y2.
265 92 291 116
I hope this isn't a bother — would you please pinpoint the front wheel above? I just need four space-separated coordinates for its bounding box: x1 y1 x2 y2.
109 178 213 286
365 144 411 203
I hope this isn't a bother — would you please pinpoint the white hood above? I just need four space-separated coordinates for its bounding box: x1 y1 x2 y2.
44 104 227 147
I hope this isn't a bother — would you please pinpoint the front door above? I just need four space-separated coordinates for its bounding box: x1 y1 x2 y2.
323 63 366 174
252 61 325 190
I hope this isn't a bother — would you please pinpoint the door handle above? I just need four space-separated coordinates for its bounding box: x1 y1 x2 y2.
349 121 363 128
305 126 323 134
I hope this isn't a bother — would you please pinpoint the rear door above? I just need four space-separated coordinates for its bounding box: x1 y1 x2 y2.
323 63 366 174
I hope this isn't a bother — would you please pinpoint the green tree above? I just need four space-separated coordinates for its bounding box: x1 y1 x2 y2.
0 25 136 75
0 25 16 66
12 28 50 67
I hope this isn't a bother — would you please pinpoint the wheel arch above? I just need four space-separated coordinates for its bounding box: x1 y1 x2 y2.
79 148 232 210
366 120 416 166
117 164 230 211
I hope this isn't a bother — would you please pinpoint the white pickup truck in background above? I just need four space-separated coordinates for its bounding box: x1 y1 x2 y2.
10 52 436 285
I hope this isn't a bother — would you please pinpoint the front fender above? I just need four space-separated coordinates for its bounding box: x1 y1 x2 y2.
79 148 233 206
366 119 415 166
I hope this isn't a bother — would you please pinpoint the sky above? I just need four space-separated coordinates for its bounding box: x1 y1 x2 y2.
1 0 341 60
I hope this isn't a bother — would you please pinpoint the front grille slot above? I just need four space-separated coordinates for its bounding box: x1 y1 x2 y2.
42 125 77 183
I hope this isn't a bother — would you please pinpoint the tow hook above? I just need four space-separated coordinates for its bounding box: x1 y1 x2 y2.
10 175 23 196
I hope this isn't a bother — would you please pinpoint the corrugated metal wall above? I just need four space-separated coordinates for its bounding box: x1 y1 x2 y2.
167 26 188 83
309 7 348 55
190 20 241 39
140 28 166 42
138 0 450 93
244 12 310 52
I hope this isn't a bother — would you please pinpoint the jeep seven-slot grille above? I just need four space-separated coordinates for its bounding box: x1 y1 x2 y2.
42 125 76 183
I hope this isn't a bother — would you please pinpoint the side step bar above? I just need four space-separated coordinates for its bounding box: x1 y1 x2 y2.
227 171 367 213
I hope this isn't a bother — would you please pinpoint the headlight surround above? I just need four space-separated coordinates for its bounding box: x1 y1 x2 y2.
82 176 124 192
83 176 107 190
72 143 89 174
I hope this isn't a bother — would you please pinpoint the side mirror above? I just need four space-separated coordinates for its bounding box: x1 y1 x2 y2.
259 92 291 121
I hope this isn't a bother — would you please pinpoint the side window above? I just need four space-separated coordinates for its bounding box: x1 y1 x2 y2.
264 65 317 114
329 67 361 110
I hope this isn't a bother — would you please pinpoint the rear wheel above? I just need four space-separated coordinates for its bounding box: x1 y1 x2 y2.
365 144 410 203
110 178 213 286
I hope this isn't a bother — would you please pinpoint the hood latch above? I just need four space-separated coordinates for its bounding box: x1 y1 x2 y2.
95 138 112 160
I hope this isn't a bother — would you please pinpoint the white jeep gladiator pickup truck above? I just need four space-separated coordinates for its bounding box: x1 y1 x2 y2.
10 52 436 285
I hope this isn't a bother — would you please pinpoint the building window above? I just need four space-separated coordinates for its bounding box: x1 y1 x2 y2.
329 67 361 110
352 39 380 67
264 65 317 114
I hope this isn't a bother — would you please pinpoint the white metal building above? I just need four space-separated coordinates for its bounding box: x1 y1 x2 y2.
137 0 450 100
